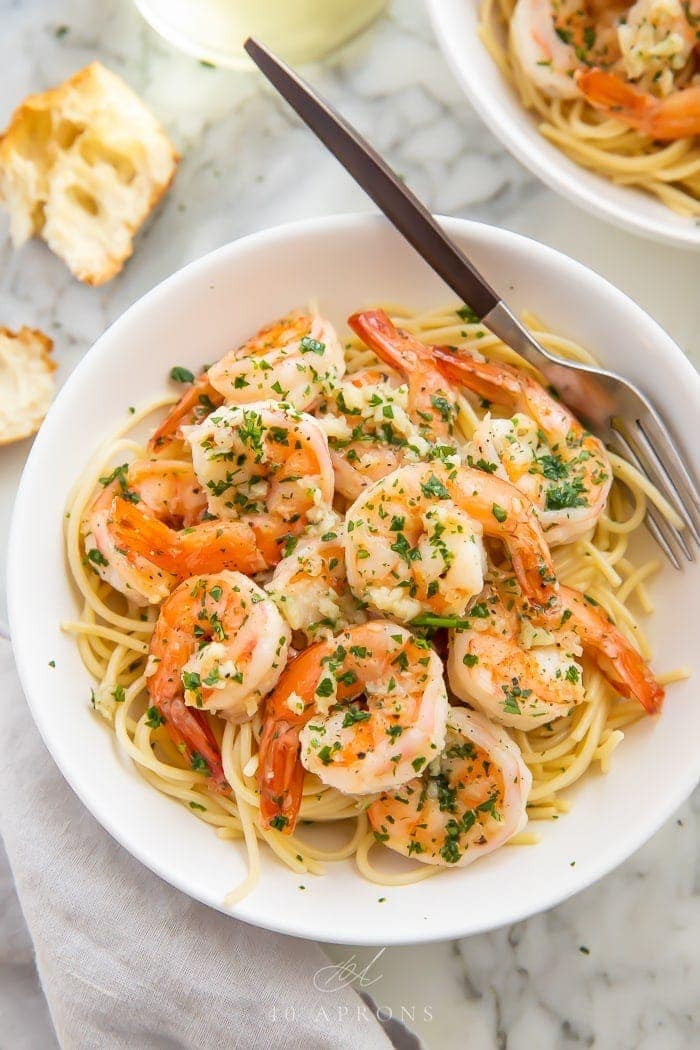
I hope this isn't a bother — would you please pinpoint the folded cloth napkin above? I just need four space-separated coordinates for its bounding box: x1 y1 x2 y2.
0 639 394 1050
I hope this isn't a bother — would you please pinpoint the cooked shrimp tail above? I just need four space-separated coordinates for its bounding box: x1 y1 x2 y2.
258 642 329 832
577 69 700 141
348 309 457 442
258 708 309 833
348 309 433 372
433 348 522 405
149 372 223 453
161 698 229 791
111 498 271 577
557 586 665 714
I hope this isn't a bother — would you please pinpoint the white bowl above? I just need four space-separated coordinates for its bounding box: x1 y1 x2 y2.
9 214 700 944
427 0 700 250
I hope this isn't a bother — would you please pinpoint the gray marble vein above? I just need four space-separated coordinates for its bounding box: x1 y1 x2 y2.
0 1 697 1047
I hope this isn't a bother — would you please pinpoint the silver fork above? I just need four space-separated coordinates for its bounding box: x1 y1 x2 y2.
245 37 700 568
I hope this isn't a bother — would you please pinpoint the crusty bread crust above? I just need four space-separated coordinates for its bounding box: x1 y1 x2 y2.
0 62 178 285
0 326 55 445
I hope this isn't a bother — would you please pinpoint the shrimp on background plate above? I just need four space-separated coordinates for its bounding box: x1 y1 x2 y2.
509 0 625 100
577 69 700 140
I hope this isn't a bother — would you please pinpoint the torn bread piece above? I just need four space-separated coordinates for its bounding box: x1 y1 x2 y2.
0 62 178 285
0 327 55 445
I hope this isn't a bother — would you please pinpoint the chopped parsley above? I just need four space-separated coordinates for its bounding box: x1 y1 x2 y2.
420 474 449 500
456 304 479 323
170 366 195 384
545 478 587 511
410 613 471 629
190 752 210 775
317 745 335 766
145 706 165 729
299 336 325 355
430 395 454 424
342 707 370 728
502 679 532 715
538 453 569 480
316 677 335 699
182 671 202 692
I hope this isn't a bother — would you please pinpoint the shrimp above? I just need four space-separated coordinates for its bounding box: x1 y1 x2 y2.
510 0 624 100
316 365 431 502
206 310 346 411
109 499 272 585
577 69 700 139
185 401 335 563
617 0 698 93
434 349 612 545
344 462 558 624
147 572 292 789
368 706 532 867
267 529 366 640
448 576 664 730
257 622 449 832
148 372 223 455
348 310 459 446
82 459 209 605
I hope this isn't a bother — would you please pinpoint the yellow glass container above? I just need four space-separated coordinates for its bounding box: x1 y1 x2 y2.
134 0 388 69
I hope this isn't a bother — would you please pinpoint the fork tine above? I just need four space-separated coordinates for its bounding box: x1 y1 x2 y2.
643 508 682 570
615 420 700 547
607 429 691 566
636 408 700 510
634 420 700 544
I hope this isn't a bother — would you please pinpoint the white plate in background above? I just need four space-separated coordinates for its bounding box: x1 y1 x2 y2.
427 0 700 250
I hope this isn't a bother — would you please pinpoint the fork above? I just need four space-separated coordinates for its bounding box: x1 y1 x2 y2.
244 37 700 568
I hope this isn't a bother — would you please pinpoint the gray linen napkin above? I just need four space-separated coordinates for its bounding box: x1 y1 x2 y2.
0 639 393 1049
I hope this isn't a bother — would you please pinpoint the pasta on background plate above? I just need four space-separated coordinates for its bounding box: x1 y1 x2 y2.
481 0 700 217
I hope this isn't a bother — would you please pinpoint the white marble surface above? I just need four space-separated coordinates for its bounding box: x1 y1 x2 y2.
0 1 698 1047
